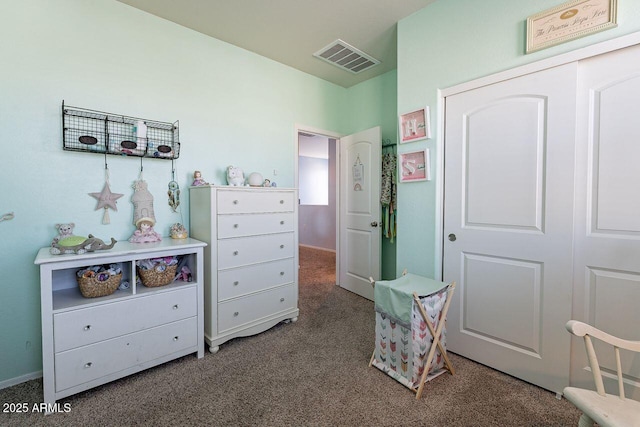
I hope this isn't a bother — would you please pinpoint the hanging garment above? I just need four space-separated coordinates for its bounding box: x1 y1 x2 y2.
381 152 397 242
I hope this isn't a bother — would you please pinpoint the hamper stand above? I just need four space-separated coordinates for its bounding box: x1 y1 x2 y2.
369 271 456 399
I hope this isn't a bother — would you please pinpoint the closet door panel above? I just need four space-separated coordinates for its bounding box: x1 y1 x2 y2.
572 43 640 400
443 63 577 395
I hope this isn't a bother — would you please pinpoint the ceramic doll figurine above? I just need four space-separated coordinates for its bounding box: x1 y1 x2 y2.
192 170 208 186
129 218 162 243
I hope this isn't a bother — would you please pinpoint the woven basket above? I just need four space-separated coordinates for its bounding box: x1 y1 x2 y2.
77 273 122 298
138 264 177 288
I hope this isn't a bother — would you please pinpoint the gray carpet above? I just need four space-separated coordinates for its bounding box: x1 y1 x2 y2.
0 247 581 426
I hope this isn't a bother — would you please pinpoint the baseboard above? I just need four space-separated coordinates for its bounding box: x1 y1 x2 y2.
299 244 336 254
0 371 42 390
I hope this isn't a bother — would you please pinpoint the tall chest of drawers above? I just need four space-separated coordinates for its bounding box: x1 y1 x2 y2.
190 186 299 353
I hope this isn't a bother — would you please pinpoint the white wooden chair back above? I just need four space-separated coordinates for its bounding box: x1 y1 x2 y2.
563 320 640 426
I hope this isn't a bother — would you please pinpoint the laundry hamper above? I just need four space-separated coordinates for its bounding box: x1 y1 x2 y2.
369 272 456 399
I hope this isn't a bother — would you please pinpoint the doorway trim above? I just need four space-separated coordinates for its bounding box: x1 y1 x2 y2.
435 31 640 280
294 123 343 282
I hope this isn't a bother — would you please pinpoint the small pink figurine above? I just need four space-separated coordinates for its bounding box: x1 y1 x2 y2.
129 218 162 243
192 170 208 186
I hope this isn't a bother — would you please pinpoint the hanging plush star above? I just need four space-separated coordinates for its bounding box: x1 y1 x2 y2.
90 182 124 211
89 182 124 224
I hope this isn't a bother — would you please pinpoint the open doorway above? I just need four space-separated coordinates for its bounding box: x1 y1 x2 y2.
297 130 337 285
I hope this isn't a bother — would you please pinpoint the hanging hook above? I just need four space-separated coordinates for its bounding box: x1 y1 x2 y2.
0 212 15 222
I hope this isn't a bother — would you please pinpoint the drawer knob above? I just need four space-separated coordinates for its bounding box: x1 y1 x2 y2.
84 362 92 368
174 336 179 341
280 271 285 276
280 244 285 249
84 325 91 331
280 220 285 225
280 298 285 302
233 281 239 286
233 200 239 205
233 224 239 228
234 311 239 317
173 304 179 310
233 250 239 256
280 200 284 204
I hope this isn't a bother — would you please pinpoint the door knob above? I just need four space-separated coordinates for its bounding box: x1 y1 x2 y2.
448 233 457 242
371 221 378 227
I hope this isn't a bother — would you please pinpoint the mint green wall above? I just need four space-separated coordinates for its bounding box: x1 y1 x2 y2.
0 0 352 384
396 0 640 279
345 70 398 279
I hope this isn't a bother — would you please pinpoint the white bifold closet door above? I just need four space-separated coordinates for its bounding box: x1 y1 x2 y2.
444 42 640 398
443 63 578 395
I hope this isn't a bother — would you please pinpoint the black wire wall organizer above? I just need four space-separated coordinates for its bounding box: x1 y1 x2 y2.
62 101 180 159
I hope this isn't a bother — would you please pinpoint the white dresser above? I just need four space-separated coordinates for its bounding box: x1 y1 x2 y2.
34 238 206 410
189 186 299 353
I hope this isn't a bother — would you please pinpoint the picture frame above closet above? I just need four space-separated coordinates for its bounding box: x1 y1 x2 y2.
399 107 431 144
526 0 617 54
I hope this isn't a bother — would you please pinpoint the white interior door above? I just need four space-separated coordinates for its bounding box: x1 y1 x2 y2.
571 43 640 400
339 126 381 301
443 63 577 394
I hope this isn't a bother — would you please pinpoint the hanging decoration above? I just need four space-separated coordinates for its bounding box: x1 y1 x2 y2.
169 160 188 239
129 163 162 243
89 158 123 224
353 154 364 191
168 159 180 212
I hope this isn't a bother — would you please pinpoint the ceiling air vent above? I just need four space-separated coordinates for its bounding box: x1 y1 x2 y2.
313 39 380 74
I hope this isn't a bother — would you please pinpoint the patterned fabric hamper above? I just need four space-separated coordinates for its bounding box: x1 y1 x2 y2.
370 273 455 398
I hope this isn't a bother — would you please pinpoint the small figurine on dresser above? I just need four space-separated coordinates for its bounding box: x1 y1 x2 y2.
129 178 162 243
192 170 208 186
226 165 245 186
129 218 162 243
170 222 188 239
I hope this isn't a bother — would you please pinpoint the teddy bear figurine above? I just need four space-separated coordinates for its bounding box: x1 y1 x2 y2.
51 223 76 246
226 165 245 186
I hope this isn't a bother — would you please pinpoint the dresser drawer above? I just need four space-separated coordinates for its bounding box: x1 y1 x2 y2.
218 258 295 301
218 284 297 333
217 189 295 214
54 317 197 392
54 287 197 353
217 212 294 239
218 233 295 269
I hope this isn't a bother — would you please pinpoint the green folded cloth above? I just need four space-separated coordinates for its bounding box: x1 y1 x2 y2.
374 273 448 326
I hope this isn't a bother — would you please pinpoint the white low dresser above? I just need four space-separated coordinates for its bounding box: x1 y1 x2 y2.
189 186 299 353
34 238 206 409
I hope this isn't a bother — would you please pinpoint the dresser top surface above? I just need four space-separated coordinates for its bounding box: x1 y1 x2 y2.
35 238 207 265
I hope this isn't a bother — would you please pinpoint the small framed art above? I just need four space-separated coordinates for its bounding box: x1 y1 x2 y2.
399 149 430 183
399 107 431 143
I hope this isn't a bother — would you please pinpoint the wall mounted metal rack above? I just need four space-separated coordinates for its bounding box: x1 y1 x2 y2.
62 101 180 159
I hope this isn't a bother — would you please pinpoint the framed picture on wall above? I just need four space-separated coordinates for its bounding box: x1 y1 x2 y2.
399 149 430 183
526 0 617 54
399 107 431 143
